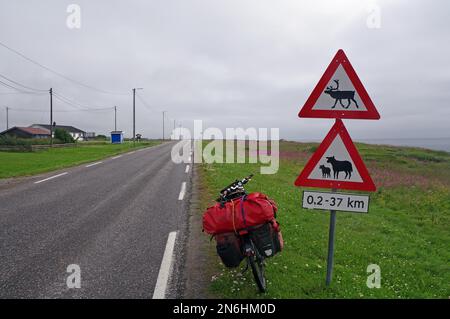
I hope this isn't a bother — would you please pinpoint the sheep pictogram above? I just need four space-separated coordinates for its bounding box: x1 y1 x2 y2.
324 79 359 109
319 165 331 178
326 156 353 179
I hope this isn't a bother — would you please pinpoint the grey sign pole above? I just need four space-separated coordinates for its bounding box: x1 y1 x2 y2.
326 188 337 286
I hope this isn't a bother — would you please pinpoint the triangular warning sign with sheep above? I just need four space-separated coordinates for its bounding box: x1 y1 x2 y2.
295 119 376 191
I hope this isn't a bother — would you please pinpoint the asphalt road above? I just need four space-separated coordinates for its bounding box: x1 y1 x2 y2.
0 141 192 298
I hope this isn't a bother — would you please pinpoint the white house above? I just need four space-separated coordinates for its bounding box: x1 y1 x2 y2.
30 124 87 141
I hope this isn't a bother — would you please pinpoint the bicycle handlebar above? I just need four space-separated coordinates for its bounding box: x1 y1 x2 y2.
216 174 253 202
219 174 253 194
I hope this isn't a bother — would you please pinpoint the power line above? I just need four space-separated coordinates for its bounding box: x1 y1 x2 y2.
136 93 153 110
0 40 128 96
0 73 119 111
53 93 90 110
7 107 48 113
52 90 106 107
0 80 114 112
0 73 47 92
53 91 114 111
53 95 114 112
0 79 46 95
0 91 46 95
0 79 32 92
7 106 113 113
136 92 164 112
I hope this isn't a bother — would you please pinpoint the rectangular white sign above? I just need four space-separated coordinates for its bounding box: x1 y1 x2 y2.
302 191 369 213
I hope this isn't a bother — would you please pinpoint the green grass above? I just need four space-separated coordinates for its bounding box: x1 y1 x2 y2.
200 141 450 298
0 141 161 179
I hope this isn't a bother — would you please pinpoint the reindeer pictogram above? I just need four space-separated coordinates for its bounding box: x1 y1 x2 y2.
324 79 359 109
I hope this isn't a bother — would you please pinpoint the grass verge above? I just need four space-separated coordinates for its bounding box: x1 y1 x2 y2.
0 140 161 179
200 141 450 298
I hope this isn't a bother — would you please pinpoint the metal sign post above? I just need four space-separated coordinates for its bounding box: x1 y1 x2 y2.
326 188 337 286
301 189 370 285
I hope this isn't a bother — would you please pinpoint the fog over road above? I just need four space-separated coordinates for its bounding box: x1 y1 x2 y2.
0 141 192 298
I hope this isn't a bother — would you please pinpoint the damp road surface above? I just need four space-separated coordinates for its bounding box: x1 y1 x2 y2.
0 141 192 298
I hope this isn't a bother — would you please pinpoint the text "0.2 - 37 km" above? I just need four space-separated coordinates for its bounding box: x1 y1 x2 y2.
302 191 369 213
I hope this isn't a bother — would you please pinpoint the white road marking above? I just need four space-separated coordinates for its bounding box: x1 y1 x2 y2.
188 156 191 162
34 172 68 184
152 231 178 299
85 161 103 168
111 155 122 160
185 165 190 174
178 182 186 200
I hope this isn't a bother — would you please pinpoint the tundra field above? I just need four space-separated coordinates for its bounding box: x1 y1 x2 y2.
199 141 450 298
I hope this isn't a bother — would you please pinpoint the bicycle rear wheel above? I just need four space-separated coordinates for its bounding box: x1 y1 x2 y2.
248 253 266 293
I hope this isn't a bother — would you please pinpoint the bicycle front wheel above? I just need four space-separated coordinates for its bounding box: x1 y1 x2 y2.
248 254 266 293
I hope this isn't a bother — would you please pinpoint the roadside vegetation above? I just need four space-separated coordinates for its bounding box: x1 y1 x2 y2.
53 128 75 143
0 140 161 179
200 141 450 298
0 135 62 146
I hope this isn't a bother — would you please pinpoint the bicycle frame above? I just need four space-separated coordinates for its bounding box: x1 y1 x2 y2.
239 231 267 293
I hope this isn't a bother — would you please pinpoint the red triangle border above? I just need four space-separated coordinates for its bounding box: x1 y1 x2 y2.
299 49 380 120
294 119 376 191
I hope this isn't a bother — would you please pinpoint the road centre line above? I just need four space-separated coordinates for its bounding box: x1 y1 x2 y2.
185 165 190 173
34 172 68 184
152 231 178 299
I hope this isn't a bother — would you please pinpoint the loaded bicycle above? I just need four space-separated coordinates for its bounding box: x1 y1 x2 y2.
203 175 283 293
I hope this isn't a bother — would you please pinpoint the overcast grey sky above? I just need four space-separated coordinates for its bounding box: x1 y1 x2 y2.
0 0 449 139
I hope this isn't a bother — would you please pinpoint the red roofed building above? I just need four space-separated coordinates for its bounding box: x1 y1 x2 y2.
0 126 50 139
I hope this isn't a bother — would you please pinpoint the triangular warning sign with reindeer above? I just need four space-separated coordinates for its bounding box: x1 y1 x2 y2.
295 119 376 191
299 49 380 120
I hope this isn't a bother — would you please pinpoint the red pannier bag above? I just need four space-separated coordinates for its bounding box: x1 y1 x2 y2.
202 192 278 235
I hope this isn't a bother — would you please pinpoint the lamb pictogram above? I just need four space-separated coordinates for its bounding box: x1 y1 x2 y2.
319 165 331 178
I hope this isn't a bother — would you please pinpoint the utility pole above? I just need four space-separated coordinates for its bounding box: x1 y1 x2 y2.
162 111 167 141
132 88 143 146
173 119 176 140
114 106 117 131
133 89 135 145
49 88 53 146
6 107 9 130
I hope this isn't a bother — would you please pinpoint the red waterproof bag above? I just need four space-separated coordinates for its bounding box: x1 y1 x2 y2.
202 192 278 235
